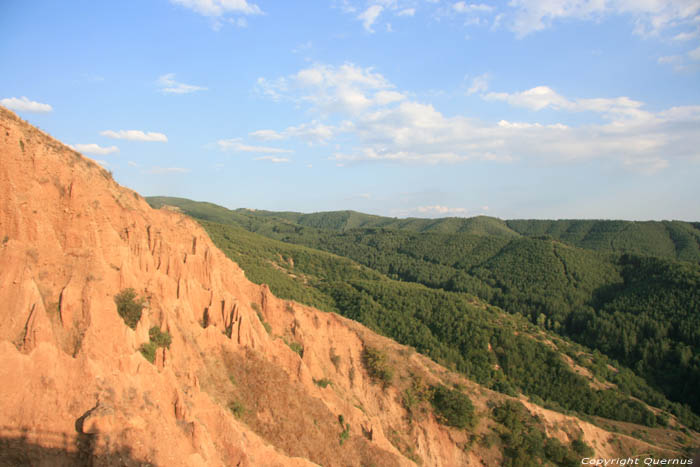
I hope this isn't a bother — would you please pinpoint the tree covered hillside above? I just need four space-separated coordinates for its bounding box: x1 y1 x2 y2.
147 197 700 429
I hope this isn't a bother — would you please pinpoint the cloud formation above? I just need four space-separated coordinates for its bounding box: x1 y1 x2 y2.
146 166 191 174
467 73 490 95
217 138 292 153
101 130 168 142
508 0 700 38
157 74 207 94
417 205 468 215
255 156 290 163
358 5 383 32
257 63 404 115
258 63 700 174
250 121 336 145
1 96 53 113
338 0 700 43
72 143 119 155
169 0 262 17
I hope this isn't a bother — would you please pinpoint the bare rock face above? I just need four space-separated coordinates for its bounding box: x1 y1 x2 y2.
0 107 476 466
2 106 694 466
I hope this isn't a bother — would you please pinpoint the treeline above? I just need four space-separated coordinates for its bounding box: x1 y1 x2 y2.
199 220 696 429
147 197 700 429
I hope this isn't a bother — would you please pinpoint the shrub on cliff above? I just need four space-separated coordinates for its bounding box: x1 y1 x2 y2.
114 288 147 329
362 347 393 387
430 384 476 429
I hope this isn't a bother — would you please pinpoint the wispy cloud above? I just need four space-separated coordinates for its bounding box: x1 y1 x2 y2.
169 0 262 17
257 63 403 115
508 0 700 38
338 0 700 43
484 85 650 121
250 121 336 145
358 5 383 32
417 205 468 215
255 156 290 163
101 130 168 142
453 2 493 14
145 166 191 174
260 62 700 174
217 138 292 153
71 143 119 155
1 96 53 113
157 73 207 94
466 73 490 95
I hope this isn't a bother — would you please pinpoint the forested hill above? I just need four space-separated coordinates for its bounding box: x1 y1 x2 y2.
147 196 700 431
146 197 700 262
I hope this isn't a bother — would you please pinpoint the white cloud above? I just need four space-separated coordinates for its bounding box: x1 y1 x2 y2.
508 0 700 38
250 123 336 145
146 167 191 174
466 73 490 95
250 129 284 140
673 29 699 41
255 156 290 163
261 63 700 174
169 0 262 16
398 8 415 16
72 143 119 155
157 73 207 94
658 55 683 65
101 130 168 142
453 2 493 14
417 205 468 215
358 5 383 32
485 86 651 121
689 46 700 61
1 96 53 113
217 138 292 153
257 63 400 115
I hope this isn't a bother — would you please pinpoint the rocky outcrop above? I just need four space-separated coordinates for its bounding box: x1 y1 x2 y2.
0 107 471 466
1 106 694 466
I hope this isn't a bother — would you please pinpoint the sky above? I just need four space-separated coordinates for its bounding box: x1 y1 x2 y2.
1 0 699 221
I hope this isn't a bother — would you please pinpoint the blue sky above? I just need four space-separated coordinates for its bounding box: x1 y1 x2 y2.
2 0 699 220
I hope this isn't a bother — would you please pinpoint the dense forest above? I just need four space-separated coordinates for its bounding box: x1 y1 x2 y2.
147 197 700 430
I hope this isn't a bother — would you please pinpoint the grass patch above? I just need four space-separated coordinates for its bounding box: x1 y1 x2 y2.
338 414 350 446
228 400 246 419
362 346 393 387
285 339 304 357
256 310 272 335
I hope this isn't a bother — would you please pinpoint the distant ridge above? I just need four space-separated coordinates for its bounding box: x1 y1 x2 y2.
147 196 700 262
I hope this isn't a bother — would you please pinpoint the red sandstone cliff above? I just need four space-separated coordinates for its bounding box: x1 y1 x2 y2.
0 106 695 466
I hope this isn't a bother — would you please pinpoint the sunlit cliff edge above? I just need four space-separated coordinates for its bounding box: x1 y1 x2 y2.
0 105 696 466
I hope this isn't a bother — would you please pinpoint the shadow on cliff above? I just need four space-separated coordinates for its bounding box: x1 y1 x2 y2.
0 425 150 467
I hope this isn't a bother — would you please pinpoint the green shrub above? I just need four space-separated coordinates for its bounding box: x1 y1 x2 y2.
114 288 147 329
229 400 245 418
314 378 332 388
330 350 341 369
286 340 304 357
362 347 393 387
139 341 157 363
256 311 272 334
139 326 171 363
149 326 172 348
338 414 350 445
430 384 476 429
